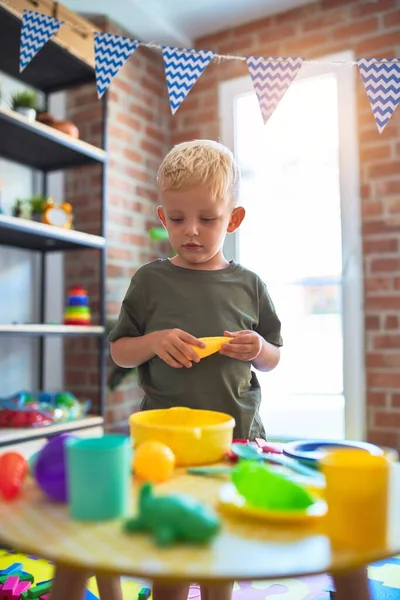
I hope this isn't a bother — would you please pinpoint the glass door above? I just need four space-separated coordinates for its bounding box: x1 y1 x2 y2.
220 52 364 440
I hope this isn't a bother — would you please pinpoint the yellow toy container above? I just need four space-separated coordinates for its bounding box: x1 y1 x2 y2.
129 407 235 466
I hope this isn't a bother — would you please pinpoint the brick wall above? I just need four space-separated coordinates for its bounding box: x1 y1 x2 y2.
64 17 171 427
170 0 400 446
64 0 400 446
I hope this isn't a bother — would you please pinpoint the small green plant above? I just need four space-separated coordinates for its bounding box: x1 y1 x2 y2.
29 195 47 214
11 90 38 110
12 195 48 219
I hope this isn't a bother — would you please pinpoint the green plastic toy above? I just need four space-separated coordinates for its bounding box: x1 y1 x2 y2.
232 460 315 511
124 482 221 546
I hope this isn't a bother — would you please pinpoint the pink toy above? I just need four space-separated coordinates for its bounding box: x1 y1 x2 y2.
0 576 19 597
10 580 31 599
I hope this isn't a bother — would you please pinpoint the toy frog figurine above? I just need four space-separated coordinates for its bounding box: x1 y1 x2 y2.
124 482 221 546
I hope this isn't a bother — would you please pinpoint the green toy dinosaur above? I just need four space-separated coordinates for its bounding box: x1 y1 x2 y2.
124 482 221 546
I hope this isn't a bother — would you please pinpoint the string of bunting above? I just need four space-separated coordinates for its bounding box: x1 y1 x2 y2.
16 7 400 134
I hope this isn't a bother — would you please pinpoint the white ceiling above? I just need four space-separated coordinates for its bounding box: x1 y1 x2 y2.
63 0 315 47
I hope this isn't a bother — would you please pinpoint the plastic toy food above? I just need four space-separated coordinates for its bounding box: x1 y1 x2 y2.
0 390 91 428
189 336 231 360
0 451 28 500
124 482 220 546
231 460 315 511
34 433 76 502
133 440 175 483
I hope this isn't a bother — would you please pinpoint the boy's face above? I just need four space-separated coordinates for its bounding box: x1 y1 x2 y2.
157 186 245 269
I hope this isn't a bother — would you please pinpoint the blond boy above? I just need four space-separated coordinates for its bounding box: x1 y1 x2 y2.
109 139 282 600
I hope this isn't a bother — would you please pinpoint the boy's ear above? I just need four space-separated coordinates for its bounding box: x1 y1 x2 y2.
157 206 167 228
227 206 245 233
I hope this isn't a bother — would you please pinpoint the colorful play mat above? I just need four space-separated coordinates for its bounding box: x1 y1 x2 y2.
1 547 400 599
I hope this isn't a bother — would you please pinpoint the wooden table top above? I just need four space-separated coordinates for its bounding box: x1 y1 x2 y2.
0 464 399 583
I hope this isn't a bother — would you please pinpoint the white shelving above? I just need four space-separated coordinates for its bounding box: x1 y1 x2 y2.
0 324 105 335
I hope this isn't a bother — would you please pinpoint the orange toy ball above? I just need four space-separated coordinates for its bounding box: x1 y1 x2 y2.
133 440 175 483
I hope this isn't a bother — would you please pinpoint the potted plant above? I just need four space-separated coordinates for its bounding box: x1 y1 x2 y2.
11 195 48 221
29 195 48 221
10 90 38 122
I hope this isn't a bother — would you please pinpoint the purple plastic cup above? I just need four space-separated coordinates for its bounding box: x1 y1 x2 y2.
34 433 77 502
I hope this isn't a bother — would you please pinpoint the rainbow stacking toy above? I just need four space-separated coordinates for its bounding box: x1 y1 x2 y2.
64 287 92 326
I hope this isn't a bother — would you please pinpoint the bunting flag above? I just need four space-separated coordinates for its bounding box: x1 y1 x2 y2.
246 56 304 125
357 58 400 134
94 33 140 98
19 10 63 72
162 47 215 114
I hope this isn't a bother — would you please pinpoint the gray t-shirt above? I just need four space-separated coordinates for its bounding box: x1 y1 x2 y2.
108 259 282 439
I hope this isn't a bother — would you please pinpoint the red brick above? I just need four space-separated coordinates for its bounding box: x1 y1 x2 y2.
321 0 358 9
367 353 400 368
355 0 396 17
360 144 392 163
379 177 400 196
116 112 141 132
373 410 400 427
368 392 387 407
373 335 400 349
384 9 400 27
172 129 202 145
257 25 297 45
368 429 398 447
363 237 398 253
130 103 155 122
366 277 393 292
284 33 330 55
365 315 380 330
385 315 399 329
387 199 400 214
108 124 133 143
356 31 400 54
108 247 134 261
368 161 400 179
369 373 400 389
123 149 143 164
303 9 348 32
274 3 318 26
370 258 400 273
362 200 383 217
136 186 158 202
368 296 400 310
141 139 164 157
391 394 400 408
332 17 379 40
363 219 400 236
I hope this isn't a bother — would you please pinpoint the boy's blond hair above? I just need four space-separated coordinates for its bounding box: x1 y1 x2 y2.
157 139 240 204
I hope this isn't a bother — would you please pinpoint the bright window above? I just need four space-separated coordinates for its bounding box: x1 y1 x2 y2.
220 52 365 440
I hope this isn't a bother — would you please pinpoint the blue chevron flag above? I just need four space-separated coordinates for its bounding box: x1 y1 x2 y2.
357 58 400 134
162 46 215 114
94 33 140 98
20 10 63 72
246 56 304 125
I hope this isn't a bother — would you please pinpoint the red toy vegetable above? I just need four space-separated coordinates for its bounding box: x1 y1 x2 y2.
0 451 28 500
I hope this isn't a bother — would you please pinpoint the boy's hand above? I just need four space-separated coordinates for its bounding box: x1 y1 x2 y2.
220 330 262 362
152 329 205 369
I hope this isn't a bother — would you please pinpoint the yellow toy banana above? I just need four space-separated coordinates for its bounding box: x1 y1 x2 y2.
190 336 231 360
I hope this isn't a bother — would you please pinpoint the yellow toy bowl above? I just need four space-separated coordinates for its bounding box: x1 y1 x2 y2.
129 407 235 466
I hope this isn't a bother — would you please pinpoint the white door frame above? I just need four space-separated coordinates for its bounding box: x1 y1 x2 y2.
219 50 365 440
